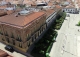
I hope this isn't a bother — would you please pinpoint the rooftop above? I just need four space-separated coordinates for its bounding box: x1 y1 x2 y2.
42 9 55 17
65 5 75 8
0 0 62 29
0 11 45 28
40 5 61 17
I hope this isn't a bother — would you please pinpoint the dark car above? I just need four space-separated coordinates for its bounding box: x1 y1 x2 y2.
5 45 14 52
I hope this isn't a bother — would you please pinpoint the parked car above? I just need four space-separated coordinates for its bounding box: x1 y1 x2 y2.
5 45 14 52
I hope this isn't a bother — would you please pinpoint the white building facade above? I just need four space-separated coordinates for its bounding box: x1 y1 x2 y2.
62 7 79 13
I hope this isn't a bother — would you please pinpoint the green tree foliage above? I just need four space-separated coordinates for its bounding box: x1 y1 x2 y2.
77 21 80 26
31 12 66 57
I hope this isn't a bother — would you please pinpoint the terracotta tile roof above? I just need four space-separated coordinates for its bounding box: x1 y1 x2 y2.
55 5 61 8
65 5 75 8
5 0 11 2
41 5 61 18
53 5 62 11
0 10 7 16
56 0 60 2
0 49 13 57
42 9 55 17
23 0 30 4
0 11 45 28
41 5 62 18
12 1 19 4
48 2 53 6
6 10 14 15
0 10 15 16
0 5 7 9
0 50 8 57
7 4 14 7
0 4 15 10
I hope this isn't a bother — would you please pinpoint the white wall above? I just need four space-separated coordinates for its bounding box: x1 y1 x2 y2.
62 8 77 13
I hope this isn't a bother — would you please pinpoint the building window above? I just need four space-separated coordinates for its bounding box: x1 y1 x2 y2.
13 40 15 45
2 38 4 41
26 34 29 39
42 27 43 31
27 34 31 41
34 34 36 39
42 27 44 31
5 31 8 36
16 35 22 42
28 42 30 47
19 43 22 48
0 30 3 35
31 30 33 35
6 38 9 43
40 28 42 33
38 31 39 37
34 27 36 32
11 33 14 38
32 37 34 42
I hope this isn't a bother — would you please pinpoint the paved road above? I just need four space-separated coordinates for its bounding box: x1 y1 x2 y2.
50 13 80 57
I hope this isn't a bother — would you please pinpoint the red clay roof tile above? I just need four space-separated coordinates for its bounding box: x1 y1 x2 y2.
42 9 55 17
0 11 45 28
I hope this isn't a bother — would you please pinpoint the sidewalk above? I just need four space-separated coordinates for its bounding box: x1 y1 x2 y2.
49 13 80 57
49 13 69 57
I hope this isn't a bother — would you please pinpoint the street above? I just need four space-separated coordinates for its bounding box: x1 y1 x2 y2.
49 13 80 57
